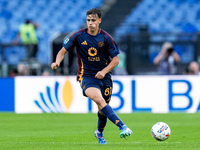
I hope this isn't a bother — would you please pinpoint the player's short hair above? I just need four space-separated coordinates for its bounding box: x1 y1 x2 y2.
86 8 101 18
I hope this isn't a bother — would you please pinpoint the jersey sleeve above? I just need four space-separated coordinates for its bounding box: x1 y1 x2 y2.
62 32 80 51
107 37 120 58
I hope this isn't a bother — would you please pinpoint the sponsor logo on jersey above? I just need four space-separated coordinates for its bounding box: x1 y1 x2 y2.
88 47 97 56
88 47 100 61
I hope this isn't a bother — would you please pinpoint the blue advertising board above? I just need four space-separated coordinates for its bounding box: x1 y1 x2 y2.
0 78 15 112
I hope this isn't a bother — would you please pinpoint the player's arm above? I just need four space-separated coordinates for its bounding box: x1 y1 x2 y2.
95 55 119 79
51 47 68 70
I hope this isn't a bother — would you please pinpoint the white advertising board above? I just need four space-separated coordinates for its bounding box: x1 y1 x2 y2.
15 75 200 113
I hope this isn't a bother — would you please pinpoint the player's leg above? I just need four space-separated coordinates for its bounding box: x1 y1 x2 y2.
96 93 108 144
85 87 107 144
80 77 108 132
94 114 107 145
85 87 132 138
94 107 108 144
85 87 107 109
95 82 111 139
100 104 133 139
84 81 125 128
97 111 107 133
101 77 133 139
96 78 112 136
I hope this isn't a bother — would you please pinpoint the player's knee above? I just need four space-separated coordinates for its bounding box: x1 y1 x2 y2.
93 96 104 104
92 96 106 108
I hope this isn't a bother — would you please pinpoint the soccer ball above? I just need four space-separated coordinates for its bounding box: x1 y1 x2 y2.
151 122 170 141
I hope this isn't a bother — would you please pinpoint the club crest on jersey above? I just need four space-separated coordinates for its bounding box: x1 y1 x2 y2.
63 38 69 44
98 41 104 47
81 40 87 45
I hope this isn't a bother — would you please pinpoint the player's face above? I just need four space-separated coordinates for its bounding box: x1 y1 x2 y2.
86 14 101 34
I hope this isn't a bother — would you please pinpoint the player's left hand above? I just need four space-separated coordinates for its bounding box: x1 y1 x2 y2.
95 71 106 79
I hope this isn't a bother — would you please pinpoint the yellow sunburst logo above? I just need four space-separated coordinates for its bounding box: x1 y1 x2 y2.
34 79 74 113
62 79 73 112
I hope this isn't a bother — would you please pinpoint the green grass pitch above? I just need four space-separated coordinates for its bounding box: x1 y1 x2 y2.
0 113 200 150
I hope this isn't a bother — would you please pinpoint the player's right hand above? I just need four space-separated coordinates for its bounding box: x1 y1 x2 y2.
51 63 59 70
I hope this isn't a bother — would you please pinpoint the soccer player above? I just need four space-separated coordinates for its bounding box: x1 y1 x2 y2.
51 8 132 144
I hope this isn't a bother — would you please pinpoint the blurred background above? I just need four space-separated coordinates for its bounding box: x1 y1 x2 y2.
0 0 200 77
